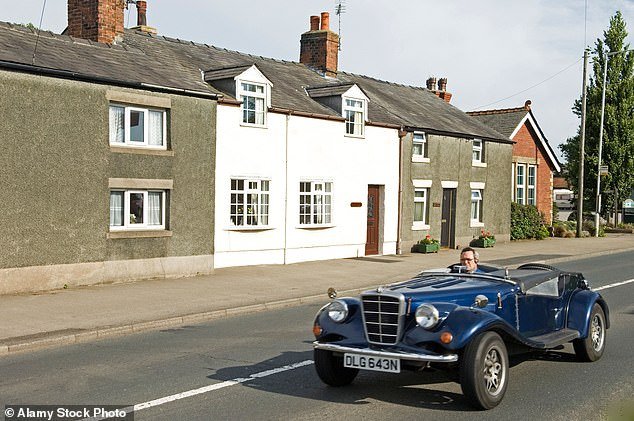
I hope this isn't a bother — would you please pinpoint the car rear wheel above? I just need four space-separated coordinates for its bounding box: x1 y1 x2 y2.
573 303 606 362
314 349 359 386
459 331 508 410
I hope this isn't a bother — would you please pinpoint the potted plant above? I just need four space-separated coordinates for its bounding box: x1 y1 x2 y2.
412 234 440 253
470 230 496 248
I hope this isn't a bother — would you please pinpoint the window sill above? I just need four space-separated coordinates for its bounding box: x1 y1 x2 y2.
411 223 431 231
225 226 274 232
472 161 487 168
296 224 335 230
110 145 173 156
239 123 268 129
412 156 430 163
107 230 172 239
470 221 485 228
344 133 365 139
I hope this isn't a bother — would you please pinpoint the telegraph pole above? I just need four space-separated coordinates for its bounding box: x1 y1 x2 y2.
577 49 589 238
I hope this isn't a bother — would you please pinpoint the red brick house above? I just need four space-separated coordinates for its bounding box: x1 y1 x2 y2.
468 101 561 224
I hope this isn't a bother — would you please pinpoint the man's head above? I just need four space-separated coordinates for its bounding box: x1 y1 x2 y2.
460 247 479 273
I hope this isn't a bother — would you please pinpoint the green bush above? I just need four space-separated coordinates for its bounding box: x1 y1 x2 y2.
582 220 605 237
511 202 549 240
552 201 559 222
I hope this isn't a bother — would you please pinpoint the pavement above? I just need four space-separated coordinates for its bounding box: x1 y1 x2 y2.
1 234 633 356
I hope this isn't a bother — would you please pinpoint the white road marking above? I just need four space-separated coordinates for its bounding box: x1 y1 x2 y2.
593 278 634 291
87 360 314 419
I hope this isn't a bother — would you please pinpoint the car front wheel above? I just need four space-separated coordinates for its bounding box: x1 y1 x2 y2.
459 331 509 410
573 303 606 362
313 349 359 386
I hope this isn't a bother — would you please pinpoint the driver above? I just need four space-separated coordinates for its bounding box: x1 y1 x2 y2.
460 247 482 273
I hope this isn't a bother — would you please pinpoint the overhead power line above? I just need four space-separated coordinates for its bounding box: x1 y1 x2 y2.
472 57 584 110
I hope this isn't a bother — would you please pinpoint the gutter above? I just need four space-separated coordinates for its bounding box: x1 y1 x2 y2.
0 60 219 100
405 126 514 144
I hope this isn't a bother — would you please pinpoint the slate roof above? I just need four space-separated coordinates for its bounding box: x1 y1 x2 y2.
467 108 527 138
467 104 562 171
0 22 510 142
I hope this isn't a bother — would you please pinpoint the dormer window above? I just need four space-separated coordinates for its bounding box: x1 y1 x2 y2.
239 82 266 126
344 98 365 136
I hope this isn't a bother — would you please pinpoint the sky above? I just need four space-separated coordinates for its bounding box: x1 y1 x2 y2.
3 1 634 163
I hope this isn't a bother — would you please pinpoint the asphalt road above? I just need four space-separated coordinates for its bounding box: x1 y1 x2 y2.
1 252 633 420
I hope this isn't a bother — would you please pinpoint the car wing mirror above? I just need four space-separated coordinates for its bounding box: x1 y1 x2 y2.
577 278 590 290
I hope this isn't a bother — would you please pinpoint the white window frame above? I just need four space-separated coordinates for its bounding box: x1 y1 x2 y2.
412 132 430 162
343 97 365 137
527 165 536 205
109 104 167 149
516 163 526 205
230 178 270 227
109 189 166 231
472 139 487 167
239 81 267 126
470 189 483 226
299 181 333 226
413 187 430 228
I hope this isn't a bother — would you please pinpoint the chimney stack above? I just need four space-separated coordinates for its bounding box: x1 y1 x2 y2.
131 0 157 34
67 0 126 44
426 76 452 103
299 12 340 77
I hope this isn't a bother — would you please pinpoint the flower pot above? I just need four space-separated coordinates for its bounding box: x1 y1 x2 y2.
471 238 495 248
412 243 440 253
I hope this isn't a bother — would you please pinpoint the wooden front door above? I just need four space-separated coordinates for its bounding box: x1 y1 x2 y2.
365 185 380 255
441 188 457 248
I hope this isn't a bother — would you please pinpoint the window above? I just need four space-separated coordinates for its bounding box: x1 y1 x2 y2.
516 164 526 205
471 189 483 223
109 105 166 148
344 98 365 136
472 139 484 163
514 164 536 205
299 181 332 225
230 179 270 226
412 132 428 160
239 82 266 125
527 165 536 205
414 188 429 224
109 190 166 230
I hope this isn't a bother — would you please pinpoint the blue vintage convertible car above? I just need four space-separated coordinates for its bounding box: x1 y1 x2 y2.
312 263 609 409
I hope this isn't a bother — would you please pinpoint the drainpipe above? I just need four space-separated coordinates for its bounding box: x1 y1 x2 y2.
284 113 290 264
396 127 406 255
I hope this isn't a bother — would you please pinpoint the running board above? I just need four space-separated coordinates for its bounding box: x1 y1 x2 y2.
525 329 580 349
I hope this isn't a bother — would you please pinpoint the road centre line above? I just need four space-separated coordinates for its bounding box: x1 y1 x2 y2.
593 278 634 291
87 360 314 419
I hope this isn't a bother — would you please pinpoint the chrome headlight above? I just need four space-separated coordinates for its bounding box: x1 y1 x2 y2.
327 299 349 323
415 303 439 329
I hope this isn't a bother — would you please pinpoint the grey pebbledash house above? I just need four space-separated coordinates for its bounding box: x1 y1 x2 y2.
0 1 511 294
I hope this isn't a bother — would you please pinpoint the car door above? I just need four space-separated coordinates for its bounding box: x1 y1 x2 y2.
517 276 566 337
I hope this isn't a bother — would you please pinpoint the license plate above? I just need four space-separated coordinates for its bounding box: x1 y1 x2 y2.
343 353 400 373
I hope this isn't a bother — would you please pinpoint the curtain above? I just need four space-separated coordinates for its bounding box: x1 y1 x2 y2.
109 106 124 143
148 192 162 225
109 192 123 226
148 110 163 146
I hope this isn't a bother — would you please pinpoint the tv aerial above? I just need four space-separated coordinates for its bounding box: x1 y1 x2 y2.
335 0 346 50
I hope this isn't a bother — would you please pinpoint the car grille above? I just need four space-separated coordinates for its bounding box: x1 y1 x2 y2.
361 294 403 345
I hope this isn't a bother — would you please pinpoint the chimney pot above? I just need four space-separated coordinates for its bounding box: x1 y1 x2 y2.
310 15 320 31
438 78 447 92
136 0 147 26
426 77 436 90
320 12 330 30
